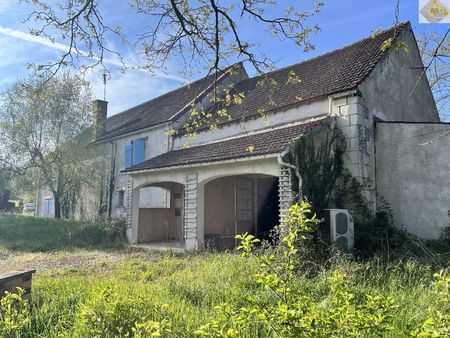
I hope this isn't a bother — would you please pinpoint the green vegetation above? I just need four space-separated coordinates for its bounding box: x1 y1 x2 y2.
0 213 448 337
0 215 125 252
0 252 445 337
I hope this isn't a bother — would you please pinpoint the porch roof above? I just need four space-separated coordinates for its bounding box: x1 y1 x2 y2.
122 118 328 173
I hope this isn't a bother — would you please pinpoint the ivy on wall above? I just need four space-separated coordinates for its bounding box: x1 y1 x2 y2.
285 125 346 216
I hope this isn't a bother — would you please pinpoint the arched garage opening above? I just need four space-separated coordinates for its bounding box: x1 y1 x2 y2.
137 182 184 245
204 174 279 250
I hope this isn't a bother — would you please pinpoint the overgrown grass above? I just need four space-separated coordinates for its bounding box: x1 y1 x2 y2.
1 216 448 336
0 215 126 252
15 254 443 337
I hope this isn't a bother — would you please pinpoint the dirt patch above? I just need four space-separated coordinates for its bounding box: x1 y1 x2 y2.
0 248 161 274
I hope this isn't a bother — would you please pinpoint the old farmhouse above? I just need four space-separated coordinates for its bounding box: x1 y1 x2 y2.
36 22 450 249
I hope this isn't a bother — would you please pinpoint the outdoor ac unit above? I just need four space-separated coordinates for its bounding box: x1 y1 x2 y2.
325 209 354 250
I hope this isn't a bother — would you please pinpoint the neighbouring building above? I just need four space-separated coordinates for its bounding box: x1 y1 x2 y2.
36 22 450 249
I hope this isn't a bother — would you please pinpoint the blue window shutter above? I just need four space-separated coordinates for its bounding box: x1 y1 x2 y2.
125 144 133 168
133 139 146 165
45 199 52 217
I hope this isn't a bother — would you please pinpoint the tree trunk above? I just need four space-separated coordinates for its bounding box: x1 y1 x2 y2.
54 194 62 218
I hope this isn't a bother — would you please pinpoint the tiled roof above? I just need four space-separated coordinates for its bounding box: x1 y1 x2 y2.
122 118 327 172
101 22 408 141
97 65 242 141
182 23 409 129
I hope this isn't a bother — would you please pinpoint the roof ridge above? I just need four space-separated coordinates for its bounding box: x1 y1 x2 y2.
241 22 410 84
107 62 242 121
175 115 328 150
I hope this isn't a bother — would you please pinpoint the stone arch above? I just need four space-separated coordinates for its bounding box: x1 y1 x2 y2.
130 180 185 246
199 173 280 250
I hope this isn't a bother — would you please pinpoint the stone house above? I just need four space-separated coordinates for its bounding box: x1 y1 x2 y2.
36 22 450 248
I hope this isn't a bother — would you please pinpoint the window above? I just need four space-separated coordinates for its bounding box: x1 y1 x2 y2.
125 138 147 168
236 178 253 222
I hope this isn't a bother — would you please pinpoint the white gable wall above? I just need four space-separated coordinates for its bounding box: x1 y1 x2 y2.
358 28 439 122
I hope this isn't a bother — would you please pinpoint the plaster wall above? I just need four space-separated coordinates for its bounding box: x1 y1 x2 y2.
204 176 235 236
172 99 329 149
331 29 439 213
126 156 282 245
104 124 170 218
358 28 439 122
375 122 450 239
35 188 54 217
137 182 183 242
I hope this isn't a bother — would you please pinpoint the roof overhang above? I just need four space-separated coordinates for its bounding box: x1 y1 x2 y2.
121 153 280 175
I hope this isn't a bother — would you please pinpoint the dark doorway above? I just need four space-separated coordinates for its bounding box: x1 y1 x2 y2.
256 177 279 241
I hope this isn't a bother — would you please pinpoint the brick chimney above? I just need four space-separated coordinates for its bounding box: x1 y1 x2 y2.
93 99 108 139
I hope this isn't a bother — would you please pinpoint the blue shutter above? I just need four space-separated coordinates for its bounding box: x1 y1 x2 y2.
45 199 52 217
133 139 146 165
125 144 133 168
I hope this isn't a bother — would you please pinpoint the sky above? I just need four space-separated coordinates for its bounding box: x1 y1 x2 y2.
0 0 448 116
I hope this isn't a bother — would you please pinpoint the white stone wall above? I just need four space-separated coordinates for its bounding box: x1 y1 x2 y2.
331 94 376 212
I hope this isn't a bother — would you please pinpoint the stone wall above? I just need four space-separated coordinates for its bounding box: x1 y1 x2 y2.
331 93 376 212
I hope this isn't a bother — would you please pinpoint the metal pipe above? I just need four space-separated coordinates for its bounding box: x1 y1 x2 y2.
277 147 303 202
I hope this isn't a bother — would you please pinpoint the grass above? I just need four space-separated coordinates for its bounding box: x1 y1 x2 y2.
0 216 448 337
18 254 444 337
0 214 125 252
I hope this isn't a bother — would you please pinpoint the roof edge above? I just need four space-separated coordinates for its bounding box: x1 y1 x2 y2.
169 62 244 122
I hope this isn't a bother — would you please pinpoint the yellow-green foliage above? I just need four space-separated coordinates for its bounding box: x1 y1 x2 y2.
195 202 398 337
0 288 31 338
0 254 447 337
0 211 448 337
412 271 450 337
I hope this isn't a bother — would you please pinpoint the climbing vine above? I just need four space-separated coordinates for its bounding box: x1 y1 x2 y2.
285 125 346 216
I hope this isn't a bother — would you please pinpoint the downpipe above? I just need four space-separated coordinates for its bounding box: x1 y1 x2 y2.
278 148 303 202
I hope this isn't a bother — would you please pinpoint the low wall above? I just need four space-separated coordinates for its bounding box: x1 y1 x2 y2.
375 122 450 239
0 270 36 300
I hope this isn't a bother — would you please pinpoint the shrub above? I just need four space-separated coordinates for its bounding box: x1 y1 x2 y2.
74 286 170 337
72 219 126 247
0 288 31 338
195 201 397 337
412 270 450 337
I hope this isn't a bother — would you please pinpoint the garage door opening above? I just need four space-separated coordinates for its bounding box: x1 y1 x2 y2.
204 174 279 250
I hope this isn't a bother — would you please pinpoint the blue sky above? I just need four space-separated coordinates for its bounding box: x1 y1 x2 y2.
0 0 448 116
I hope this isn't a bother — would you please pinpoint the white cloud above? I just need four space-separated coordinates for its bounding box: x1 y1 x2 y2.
0 24 189 114
0 25 187 82
0 25 70 53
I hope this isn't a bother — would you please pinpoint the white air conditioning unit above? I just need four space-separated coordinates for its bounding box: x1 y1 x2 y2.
325 209 354 250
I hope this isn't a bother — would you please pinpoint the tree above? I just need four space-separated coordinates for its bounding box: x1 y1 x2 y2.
417 30 450 119
0 72 97 218
0 169 12 211
23 0 322 77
